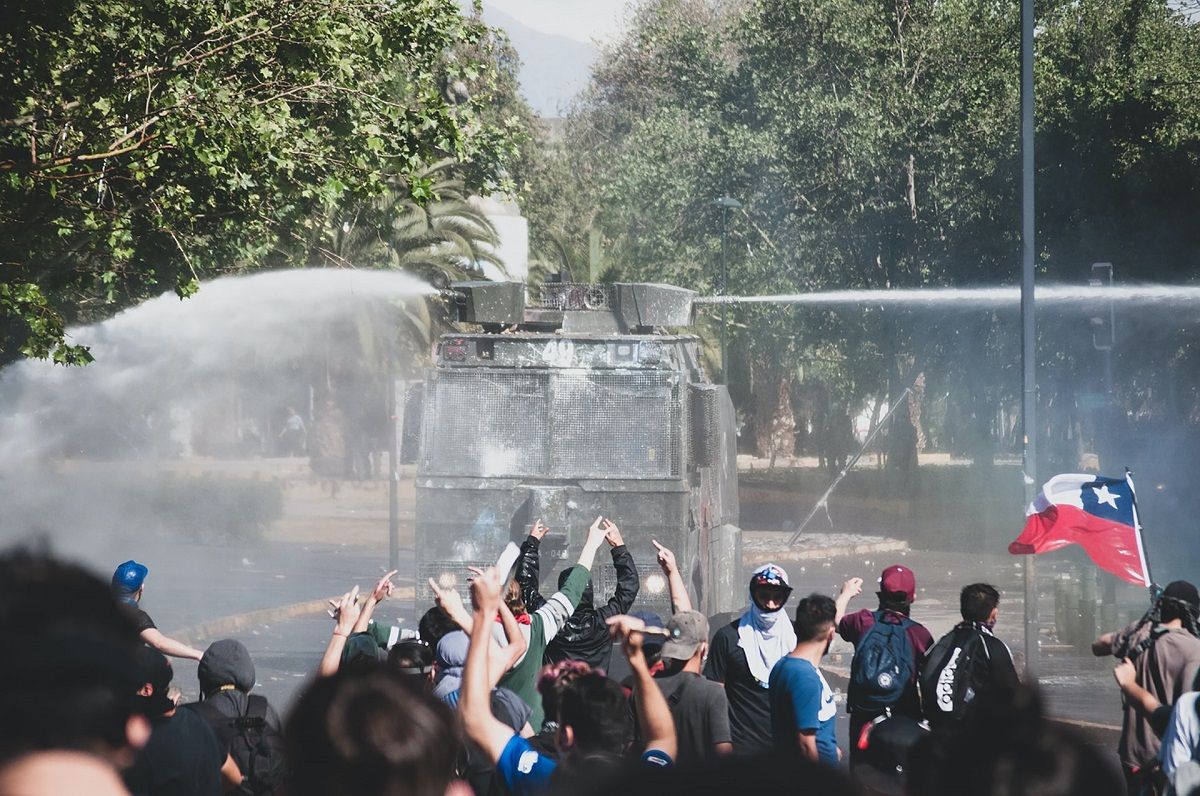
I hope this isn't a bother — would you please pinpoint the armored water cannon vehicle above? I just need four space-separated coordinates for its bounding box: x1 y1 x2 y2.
406 280 741 616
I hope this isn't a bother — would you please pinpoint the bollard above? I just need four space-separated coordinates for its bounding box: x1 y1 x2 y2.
1101 600 1118 636
1054 576 1068 643
1079 567 1098 655
1062 576 1082 648
1101 574 1118 635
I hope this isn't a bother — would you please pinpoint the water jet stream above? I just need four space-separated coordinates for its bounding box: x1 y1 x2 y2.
696 284 1200 307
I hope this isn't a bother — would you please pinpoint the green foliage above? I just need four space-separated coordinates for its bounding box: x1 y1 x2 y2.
324 158 503 279
153 474 284 541
327 158 505 365
0 0 526 364
529 0 1200 458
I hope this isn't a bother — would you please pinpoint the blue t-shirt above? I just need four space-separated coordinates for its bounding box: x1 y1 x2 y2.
497 735 673 795
768 655 838 765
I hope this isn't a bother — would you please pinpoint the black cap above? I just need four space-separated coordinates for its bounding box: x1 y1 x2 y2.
1164 581 1200 610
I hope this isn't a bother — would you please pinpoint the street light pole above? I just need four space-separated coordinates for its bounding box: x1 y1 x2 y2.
1020 0 1039 680
716 197 742 385
387 343 400 574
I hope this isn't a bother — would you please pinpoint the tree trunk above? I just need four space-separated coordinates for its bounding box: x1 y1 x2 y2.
749 359 796 462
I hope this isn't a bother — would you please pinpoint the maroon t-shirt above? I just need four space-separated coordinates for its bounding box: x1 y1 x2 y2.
838 608 934 717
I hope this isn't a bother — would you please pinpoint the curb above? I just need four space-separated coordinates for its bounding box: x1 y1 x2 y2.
743 538 909 564
169 586 418 643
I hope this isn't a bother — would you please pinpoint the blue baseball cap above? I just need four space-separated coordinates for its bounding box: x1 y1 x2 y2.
112 560 149 595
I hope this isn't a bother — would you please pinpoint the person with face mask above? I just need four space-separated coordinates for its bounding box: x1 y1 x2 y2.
704 563 797 756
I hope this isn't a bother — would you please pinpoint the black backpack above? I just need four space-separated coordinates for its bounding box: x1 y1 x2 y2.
918 625 992 726
192 695 284 796
849 611 916 713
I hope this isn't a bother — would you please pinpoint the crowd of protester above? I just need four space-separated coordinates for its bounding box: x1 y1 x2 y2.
5 513 1200 795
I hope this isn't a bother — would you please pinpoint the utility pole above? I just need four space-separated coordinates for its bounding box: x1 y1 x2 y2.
715 197 742 384
1090 262 1119 619
387 344 401 574
1020 0 1039 680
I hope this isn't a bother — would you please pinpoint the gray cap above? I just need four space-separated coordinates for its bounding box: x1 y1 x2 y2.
660 611 710 661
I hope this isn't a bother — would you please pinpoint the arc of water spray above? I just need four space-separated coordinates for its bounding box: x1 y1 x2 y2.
697 284 1200 307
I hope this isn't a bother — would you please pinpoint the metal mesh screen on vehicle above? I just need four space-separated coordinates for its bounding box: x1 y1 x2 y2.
536 283 612 310
422 369 682 479
422 370 550 477
417 560 493 603
552 372 679 477
593 560 671 611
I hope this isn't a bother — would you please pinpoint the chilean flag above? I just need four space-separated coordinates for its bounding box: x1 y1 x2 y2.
1009 472 1151 586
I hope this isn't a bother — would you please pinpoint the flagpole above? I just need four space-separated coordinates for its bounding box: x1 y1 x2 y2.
1125 468 1155 595
1020 0 1039 680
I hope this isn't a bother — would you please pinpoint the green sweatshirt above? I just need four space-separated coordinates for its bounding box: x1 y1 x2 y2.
498 563 591 729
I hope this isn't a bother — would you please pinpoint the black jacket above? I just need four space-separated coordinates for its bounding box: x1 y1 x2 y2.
516 536 639 671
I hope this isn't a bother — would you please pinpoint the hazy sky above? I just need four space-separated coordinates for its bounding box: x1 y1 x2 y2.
483 0 629 44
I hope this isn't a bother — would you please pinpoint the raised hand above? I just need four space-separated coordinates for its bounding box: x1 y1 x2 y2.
585 515 608 548
652 539 676 574
428 577 467 616
332 586 361 636
371 570 398 603
468 566 504 615
840 577 864 599
530 519 549 541
603 518 624 547
607 614 649 668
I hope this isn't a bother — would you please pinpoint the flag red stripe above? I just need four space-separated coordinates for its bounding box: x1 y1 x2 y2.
1009 504 1149 586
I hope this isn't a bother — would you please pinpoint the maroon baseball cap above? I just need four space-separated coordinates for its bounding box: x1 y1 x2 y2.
879 565 915 602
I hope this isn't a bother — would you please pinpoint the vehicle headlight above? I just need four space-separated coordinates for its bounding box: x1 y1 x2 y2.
644 573 667 596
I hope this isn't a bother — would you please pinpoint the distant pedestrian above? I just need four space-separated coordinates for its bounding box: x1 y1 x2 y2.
704 564 796 756
111 560 204 661
278 407 305 457
836 565 934 765
649 611 732 763
769 593 840 765
920 583 1018 731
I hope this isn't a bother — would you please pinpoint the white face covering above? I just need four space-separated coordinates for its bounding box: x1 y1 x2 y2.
736 564 797 687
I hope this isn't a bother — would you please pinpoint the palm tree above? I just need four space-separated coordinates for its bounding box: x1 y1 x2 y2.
314 158 510 367
326 158 505 282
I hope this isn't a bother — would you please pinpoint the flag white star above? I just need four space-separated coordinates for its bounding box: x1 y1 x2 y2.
1093 484 1120 509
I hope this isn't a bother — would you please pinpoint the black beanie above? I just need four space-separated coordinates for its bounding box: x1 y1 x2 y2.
1164 581 1200 610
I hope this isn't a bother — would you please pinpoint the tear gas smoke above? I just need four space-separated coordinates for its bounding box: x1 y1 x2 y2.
0 268 432 553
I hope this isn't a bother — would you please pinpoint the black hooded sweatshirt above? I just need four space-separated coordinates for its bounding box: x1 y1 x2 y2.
516 536 639 671
184 639 283 794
